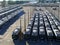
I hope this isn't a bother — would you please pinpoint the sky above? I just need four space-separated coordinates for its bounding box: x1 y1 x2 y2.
0 0 31 1
0 0 3 1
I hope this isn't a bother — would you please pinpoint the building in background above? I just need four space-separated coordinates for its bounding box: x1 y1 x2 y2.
39 0 60 3
1 0 30 6
1 0 60 7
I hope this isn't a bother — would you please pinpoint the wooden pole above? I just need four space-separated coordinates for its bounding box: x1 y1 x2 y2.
28 8 29 23
58 6 59 19
24 13 26 31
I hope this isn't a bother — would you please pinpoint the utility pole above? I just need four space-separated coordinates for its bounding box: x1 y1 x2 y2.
2 0 9 7
2 0 5 7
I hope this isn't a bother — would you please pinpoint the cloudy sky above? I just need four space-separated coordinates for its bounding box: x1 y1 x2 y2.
0 0 15 1
0 0 31 1
0 0 36 1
